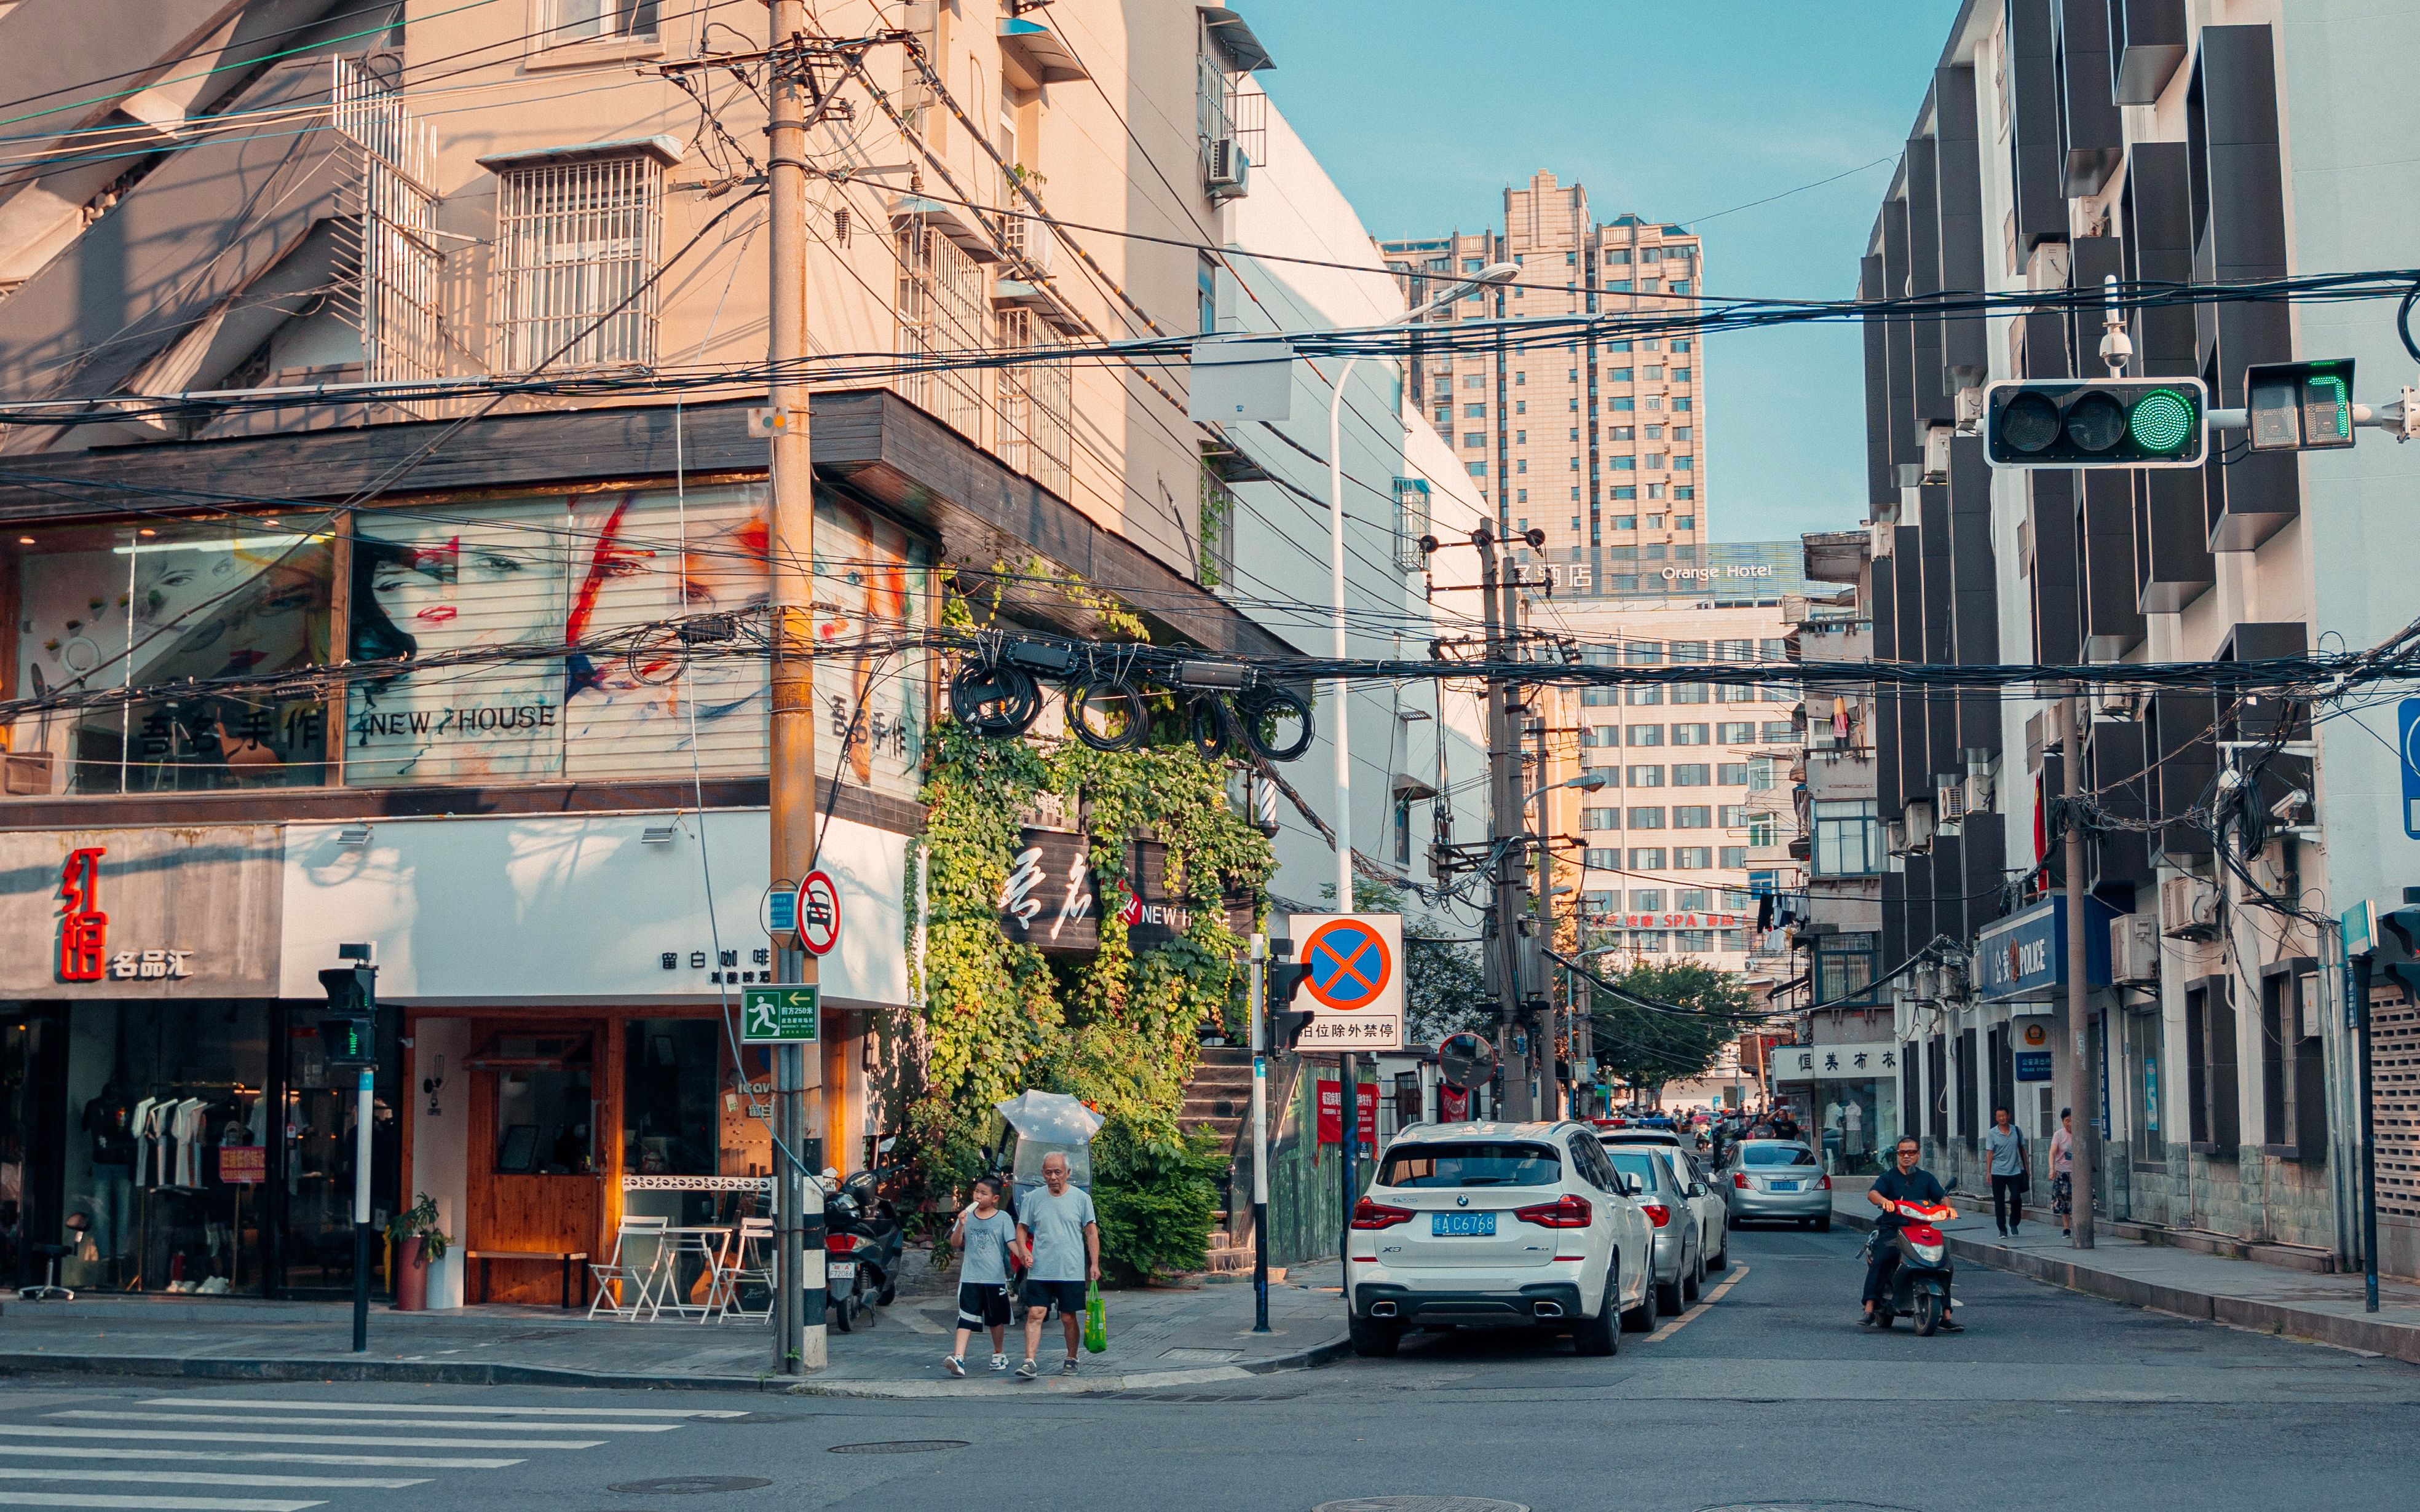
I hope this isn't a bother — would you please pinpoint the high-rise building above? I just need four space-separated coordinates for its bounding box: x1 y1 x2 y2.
1382 171 1708 574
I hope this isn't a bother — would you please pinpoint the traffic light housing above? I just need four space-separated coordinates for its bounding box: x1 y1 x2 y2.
2247 360 2355 452
1983 377 2207 469
317 966 379 1069
1267 959 1316 1050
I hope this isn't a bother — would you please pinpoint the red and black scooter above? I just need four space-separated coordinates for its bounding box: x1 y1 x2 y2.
1863 1198 1958 1335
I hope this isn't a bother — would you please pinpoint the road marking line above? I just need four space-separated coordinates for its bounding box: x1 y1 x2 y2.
0 1468 424 1491
0 1450 520 1471
1647 1264 1750 1344
138 1401 741 1420
53 1413 676 1434
0 1428 598 1452
0 1494 322 1512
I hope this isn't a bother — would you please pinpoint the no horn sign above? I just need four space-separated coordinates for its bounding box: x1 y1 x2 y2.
1289 913 1404 1051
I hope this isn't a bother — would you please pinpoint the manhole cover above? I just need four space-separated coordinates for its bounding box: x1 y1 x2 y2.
1314 1501 1528 1512
607 1477 772 1495
827 1440 971 1455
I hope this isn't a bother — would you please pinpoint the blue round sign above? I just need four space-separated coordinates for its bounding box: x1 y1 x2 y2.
1302 919 1392 1011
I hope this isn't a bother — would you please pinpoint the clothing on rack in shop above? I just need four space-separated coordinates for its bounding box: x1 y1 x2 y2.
171 1099 208 1189
127 1097 160 1186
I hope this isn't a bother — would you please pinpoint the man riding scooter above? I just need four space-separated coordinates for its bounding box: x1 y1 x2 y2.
1861 1135 1963 1333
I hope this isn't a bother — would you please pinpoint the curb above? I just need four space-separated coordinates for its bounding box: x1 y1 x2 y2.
0 1333 1355 1398
1832 1207 2420 1366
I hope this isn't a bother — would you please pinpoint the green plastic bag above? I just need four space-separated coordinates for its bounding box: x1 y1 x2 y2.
1083 1280 1107 1353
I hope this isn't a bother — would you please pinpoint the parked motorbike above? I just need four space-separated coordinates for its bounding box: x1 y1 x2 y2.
1862 1198 1958 1335
820 1167 904 1331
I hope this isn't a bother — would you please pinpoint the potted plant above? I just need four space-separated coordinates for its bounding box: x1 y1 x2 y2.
386 1192 451 1312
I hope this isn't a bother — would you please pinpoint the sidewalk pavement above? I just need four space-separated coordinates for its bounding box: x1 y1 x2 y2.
0 1255 1350 1397
1830 1184 2420 1364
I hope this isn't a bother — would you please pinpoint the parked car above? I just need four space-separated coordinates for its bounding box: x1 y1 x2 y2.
1718 1140 1833 1229
1601 1145 1704 1313
1345 1120 1660 1357
1599 1131 1728 1276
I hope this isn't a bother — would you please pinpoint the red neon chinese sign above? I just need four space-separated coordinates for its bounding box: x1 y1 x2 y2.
56 846 107 982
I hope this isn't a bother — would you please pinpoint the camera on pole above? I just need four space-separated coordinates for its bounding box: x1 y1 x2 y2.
1982 377 2207 469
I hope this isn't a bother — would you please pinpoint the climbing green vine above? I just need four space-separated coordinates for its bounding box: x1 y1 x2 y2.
890 575 1273 1227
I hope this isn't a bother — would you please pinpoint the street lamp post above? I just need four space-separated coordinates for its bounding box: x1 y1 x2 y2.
1323 261 1518 908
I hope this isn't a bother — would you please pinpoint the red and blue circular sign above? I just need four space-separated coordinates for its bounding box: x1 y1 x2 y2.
797 870 842 958
1302 918 1393 1012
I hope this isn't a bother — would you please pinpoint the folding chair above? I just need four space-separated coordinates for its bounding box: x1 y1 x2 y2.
587 1215 669 1321
714 1217 777 1323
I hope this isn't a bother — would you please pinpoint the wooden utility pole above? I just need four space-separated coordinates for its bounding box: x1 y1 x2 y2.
767 0 826 1372
2063 695 2095 1249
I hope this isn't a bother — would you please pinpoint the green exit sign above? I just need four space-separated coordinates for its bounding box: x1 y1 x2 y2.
740 986 820 1044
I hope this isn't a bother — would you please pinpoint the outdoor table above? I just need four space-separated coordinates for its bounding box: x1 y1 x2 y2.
654 1225 735 1320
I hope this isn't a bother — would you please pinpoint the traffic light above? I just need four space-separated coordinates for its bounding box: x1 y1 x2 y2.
1267 959 1316 1050
2247 360 2355 452
1983 377 2207 469
317 965 379 1069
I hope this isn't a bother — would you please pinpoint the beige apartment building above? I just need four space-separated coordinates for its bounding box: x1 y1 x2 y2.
1382 171 1707 573
1530 585 1806 984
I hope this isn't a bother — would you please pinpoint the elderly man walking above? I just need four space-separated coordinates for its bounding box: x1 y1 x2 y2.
1015 1151 1100 1379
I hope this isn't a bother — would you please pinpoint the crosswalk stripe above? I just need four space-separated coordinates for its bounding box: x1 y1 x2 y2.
53 1413 676 1435
0 1449 520 1472
0 1468 424 1491
0 1494 323 1512
138 1400 741 1420
0 1428 598 1452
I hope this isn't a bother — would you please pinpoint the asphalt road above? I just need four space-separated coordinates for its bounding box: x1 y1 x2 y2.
4 1223 2416 1512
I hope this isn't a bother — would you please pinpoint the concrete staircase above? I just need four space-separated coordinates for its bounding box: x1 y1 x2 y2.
1180 1045 1254 1275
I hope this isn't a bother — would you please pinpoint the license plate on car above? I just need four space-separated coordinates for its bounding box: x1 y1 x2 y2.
826 1261 856 1281
1771 1181 1799 1192
1431 1211 1496 1237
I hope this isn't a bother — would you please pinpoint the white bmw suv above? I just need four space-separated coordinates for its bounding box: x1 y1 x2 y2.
1346 1120 1658 1356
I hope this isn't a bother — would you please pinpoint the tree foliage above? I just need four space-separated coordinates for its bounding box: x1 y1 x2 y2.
1353 880 1490 1045
1588 959 1749 1098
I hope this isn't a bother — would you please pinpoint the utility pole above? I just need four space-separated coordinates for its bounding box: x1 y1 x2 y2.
1526 677 1555 1116
1249 933 1270 1333
1477 525 1532 1119
2062 695 2095 1249
767 0 826 1374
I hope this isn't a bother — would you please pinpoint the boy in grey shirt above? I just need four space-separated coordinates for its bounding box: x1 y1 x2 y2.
1014 1152 1099 1378
945 1178 1021 1377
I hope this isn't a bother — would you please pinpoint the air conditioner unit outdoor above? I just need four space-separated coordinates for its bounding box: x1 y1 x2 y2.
1904 799 1936 854
1205 138 1250 200
2110 912 2159 984
2159 875 2219 940
1936 778 1967 824
1781 593 1809 626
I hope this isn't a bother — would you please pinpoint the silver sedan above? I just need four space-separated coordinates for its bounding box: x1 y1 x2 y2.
1718 1140 1833 1230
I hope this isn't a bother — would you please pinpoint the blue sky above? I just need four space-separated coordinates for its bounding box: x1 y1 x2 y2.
1248 0 1964 544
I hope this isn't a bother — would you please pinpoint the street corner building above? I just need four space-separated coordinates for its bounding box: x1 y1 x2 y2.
1830 0 2420 1277
0 0 1520 1307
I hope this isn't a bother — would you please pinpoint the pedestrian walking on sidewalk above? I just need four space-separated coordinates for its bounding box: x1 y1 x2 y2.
944 1178 1022 1378
1983 1106 2028 1237
1015 1152 1099 1380
2049 1108 2076 1237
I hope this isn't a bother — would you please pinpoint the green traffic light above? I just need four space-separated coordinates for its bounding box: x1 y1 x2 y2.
2127 388 2196 454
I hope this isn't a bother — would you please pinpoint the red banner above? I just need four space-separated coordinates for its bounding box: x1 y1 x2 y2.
1316 1081 1378 1145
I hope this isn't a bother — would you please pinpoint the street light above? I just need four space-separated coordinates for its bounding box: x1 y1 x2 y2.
1325 261 1519 906
1524 765 1611 811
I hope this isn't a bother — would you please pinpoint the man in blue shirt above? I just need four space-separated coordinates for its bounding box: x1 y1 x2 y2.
1860 1136 1961 1331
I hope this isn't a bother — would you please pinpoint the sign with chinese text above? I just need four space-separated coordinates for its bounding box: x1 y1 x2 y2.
11 832 266 997
999 832 1254 955
1772 1041 1897 1081
740 986 820 1044
1316 1079 1378 1145
55 846 105 982
1289 913 1405 1051
218 1145 266 1184
2014 1051 2053 1082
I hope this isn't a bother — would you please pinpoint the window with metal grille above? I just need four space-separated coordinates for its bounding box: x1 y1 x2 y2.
895 222 988 439
1392 478 1431 572
995 309 1071 497
491 152 662 373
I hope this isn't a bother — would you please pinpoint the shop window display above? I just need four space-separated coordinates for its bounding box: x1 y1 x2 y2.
10 517 338 792
62 1002 269 1294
